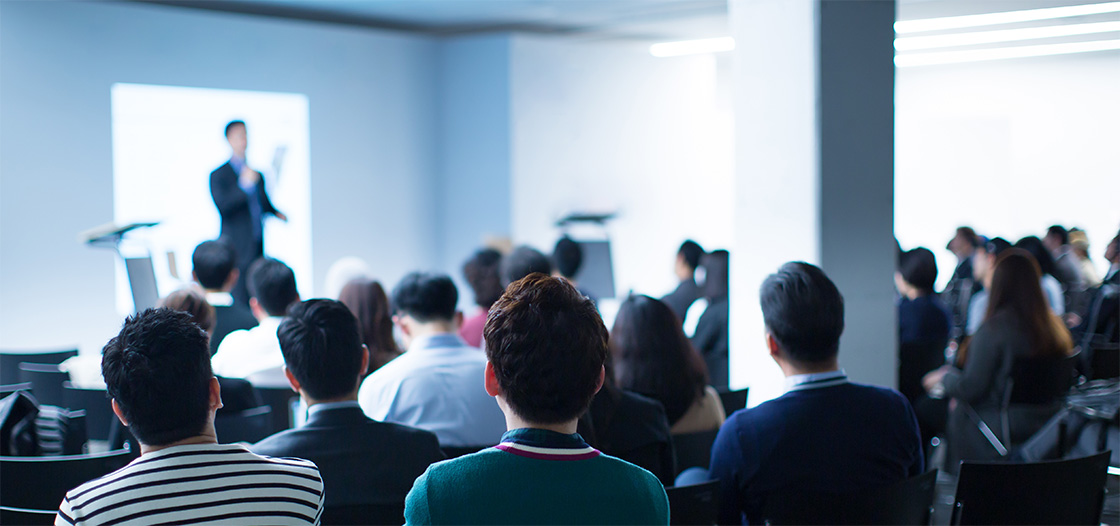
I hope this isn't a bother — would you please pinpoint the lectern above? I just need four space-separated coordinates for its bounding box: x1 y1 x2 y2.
80 222 160 313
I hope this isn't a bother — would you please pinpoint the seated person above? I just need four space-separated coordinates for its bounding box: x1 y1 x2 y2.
500 245 553 286
57 308 323 526
710 262 923 525
896 247 951 346
692 250 731 388
459 248 504 348
338 278 402 373
358 272 505 447
404 274 669 525
552 236 597 303
191 239 258 355
662 240 705 323
212 257 300 387
252 299 444 523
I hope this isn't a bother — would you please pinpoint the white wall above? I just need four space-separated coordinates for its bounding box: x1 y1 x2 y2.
0 1 439 354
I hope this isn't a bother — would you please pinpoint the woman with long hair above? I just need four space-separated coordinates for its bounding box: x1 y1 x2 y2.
338 278 402 373
612 295 725 434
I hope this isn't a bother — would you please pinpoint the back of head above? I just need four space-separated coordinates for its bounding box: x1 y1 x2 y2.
462 248 504 309
679 240 705 271
701 250 730 300
552 237 583 279
1046 225 1069 246
278 299 365 400
248 258 299 316
986 249 1070 356
391 272 458 323
760 262 845 364
610 295 706 423
956 227 979 247
192 240 237 290
338 278 396 354
159 288 216 334
501 245 553 286
101 308 213 446
484 273 607 425
1014 236 1057 277
898 247 938 294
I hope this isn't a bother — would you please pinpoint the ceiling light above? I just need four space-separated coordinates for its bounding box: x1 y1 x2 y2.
896 20 1120 50
650 37 735 58
895 38 1120 67
895 2 1120 34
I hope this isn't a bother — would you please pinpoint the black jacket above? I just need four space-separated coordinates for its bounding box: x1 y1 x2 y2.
209 161 280 268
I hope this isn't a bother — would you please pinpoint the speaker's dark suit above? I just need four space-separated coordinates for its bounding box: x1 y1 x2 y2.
209 161 282 297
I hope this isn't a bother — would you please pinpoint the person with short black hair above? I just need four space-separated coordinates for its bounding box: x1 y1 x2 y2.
252 299 444 522
662 240 705 322
459 248 504 348
56 309 323 526
358 272 505 447
552 236 598 303
1042 224 1089 302
692 249 731 388
500 245 552 286
212 257 300 386
944 226 983 338
895 247 951 346
709 262 923 525
404 274 669 525
192 240 258 354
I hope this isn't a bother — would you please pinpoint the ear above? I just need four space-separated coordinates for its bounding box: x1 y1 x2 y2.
224 268 240 290
209 377 223 412
765 332 781 359
359 345 370 377
484 361 501 398
394 315 412 337
592 365 605 395
249 298 266 320
191 270 199 284
111 399 129 427
453 311 464 330
283 366 301 394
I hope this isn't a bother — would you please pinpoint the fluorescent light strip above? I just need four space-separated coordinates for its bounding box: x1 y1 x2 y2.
896 21 1120 50
650 37 735 58
1110 466 1120 476
895 2 1120 34
895 38 1120 67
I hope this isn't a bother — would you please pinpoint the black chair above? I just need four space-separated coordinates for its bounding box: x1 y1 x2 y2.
950 451 1110 525
0 382 33 397
322 504 406 525
666 480 720 526
254 386 298 435
215 406 273 444
1088 341 1119 380
760 469 937 525
18 362 70 407
0 349 77 385
62 383 114 442
0 448 133 510
717 388 749 415
0 505 57 525
441 445 489 459
672 428 720 476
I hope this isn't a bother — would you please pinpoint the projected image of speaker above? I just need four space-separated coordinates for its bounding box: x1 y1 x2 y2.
572 240 616 300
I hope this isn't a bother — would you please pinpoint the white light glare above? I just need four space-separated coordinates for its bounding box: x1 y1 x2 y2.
895 2 1120 34
896 21 1120 50
895 38 1120 67
650 37 735 58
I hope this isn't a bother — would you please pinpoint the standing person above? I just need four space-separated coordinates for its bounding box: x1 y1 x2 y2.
692 250 730 389
210 120 287 305
662 240 705 323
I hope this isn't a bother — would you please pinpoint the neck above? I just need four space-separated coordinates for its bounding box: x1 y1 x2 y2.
140 426 218 455
302 391 358 408
496 395 578 435
408 322 457 342
779 358 839 378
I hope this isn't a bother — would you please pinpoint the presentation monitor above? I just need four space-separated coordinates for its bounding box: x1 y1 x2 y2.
573 240 616 300
125 256 160 313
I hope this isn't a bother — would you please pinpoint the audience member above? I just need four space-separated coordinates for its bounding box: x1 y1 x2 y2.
662 240 705 323
252 299 444 523
924 249 1074 472
895 247 951 345
943 226 982 338
191 240 258 354
338 278 402 373
404 274 669 525
211 257 300 386
1068 228 1101 287
459 248 504 348
552 236 597 303
1014 236 1066 314
1043 225 1088 293
500 245 552 286
611 294 725 434
709 262 923 525
964 237 1013 336
57 309 323 526
358 272 505 447
1070 232 1119 352
692 249 730 389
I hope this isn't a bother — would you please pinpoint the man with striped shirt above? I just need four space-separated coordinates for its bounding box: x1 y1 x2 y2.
56 308 324 526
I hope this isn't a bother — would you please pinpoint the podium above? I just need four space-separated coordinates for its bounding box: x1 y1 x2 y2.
81 222 160 313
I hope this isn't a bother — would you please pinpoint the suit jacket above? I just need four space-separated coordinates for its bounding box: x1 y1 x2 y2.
216 376 262 415
209 161 280 268
579 386 675 486
251 405 445 508
662 278 701 323
211 304 259 356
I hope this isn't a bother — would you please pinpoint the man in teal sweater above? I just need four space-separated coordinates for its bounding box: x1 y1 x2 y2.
405 273 669 525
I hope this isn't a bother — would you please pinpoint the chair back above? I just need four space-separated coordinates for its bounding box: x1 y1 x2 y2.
1089 341 1119 380
760 469 937 525
717 388 749 415
61 383 113 441
0 448 134 510
0 382 33 397
254 386 298 435
214 406 273 444
1007 350 1078 405
615 439 675 486
0 505 58 525
321 503 406 525
0 350 77 385
18 363 70 407
672 428 720 476
951 451 1110 525
667 480 720 526
440 444 489 459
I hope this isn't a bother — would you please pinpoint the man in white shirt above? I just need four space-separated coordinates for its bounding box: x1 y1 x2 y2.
358 272 506 448
212 257 299 387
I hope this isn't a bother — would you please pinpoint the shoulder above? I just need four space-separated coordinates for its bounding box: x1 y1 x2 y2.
210 162 232 178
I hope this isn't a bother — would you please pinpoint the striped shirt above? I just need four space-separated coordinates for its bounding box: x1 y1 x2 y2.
56 443 324 526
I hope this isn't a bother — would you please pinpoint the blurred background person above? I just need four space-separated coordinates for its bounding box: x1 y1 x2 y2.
1068 228 1101 288
191 239 258 355
661 240 705 324
943 227 982 339
1014 236 1066 315
692 249 730 389
460 248 504 348
339 278 402 374
552 236 595 303
896 247 951 347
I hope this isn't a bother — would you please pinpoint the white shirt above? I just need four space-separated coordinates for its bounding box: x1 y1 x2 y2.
784 369 849 393
357 333 506 447
211 317 286 385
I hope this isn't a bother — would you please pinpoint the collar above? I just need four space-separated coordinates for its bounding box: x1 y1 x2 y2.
205 291 234 307
256 316 284 329
409 332 468 352
306 400 361 417
785 369 849 393
495 428 600 461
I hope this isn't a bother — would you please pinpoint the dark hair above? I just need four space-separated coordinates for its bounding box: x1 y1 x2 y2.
484 273 606 424
247 258 299 316
159 288 216 334
1014 236 1057 278
278 299 365 400
1046 225 1069 246
898 247 938 294
391 272 458 322
984 249 1072 357
224 120 245 137
610 295 707 424
955 227 981 248
191 240 238 290
101 308 213 446
760 262 845 363
985 237 1013 256
501 246 553 286
701 250 730 300
462 248 504 309
338 279 398 358
552 237 583 279
679 240 705 271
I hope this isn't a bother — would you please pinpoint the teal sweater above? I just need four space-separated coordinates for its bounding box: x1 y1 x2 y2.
405 428 669 525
